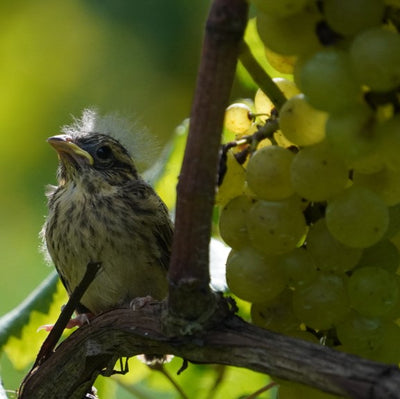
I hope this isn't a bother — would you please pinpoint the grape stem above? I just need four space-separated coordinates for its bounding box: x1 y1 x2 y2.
218 118 279 185
239 41 287 111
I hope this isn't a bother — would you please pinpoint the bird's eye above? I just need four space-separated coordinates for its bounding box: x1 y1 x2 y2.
96 145 112 160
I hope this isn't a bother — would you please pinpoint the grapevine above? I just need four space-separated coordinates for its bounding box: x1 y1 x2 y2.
219 0 400 396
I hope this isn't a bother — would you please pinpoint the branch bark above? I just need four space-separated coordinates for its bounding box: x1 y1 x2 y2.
167 0 248 323
18 303 400 399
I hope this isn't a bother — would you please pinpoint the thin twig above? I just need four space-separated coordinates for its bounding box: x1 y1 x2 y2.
151 365 189 399
33 262 101 366
244 381 278 399
239 41 287 111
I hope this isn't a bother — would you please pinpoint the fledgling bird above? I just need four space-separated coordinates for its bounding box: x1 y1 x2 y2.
41 109 173 316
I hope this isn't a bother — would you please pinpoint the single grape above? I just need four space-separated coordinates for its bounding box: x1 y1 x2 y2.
324 0 384 36
264 46 297 74
279 94 327 146
355 239 399 274
380 276 400 320
251 289 300 333
336 312 384 356
247 199 307 255
307 219 362 274
379 115 400 171
350 149 384 174
347 266 399 317
350 27 400 92
256 9 322 56
297 49 361 112
372 322 400 364
292 273 349 330
290 142 349 201
326 186 389 248
385 203 400 238
224 103 252 134
273 130 296 148
219 195 254 249
325 104 378 163
353 167 400 206
246 145 295 200
279 248 317 289
226 247 286 303
251 0 308 18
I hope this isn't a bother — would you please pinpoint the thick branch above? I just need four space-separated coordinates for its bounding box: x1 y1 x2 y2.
168 0 249 322
19 304 400 399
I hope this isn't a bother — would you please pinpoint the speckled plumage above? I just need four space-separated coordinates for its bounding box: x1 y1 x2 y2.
41 118 173 315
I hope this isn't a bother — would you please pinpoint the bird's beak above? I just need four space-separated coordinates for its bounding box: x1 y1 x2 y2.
47 135 94 166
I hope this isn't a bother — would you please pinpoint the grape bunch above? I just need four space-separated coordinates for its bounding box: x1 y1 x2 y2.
218 0 400 381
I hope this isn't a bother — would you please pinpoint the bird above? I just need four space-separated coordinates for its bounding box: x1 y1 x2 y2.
41 109 173 317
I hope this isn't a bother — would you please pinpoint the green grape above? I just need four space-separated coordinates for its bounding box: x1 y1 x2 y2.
273 130 296 148
347 267 399 317
290 142 349 201
307 219 362 274
279 94 327 146
292 273 349 330
324 0 384 36
372 322 400 364
224 103 252 134
247 199 307 255
385 203 400 238
379 115 400 171
297 49 361 112
380 276 400 320
279 248 317 289
251 0 308 18
226 247 286 303
251 289 300 333
326 186 389 248
246 145 295 201
353 167 400 206
219 195 254 249
325 104 377 163
356 239 399 274
264 46 297 74
350 27 400 92
254 78 300 120
336 312 384 356
256 9 322 56
350 149 384 174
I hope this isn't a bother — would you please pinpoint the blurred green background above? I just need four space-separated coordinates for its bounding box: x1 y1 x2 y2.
0 0 206 393
0 0 209 315
0 1 274 397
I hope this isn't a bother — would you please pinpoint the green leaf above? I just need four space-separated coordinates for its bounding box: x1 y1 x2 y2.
146 118 189 211
0 272 68 369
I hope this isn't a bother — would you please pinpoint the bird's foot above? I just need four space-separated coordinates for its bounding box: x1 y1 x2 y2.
37 313 93 332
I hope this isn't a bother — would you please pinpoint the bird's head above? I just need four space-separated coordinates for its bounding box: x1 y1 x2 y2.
48 133 138 187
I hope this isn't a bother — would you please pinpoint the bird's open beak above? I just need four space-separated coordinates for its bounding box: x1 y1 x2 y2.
47 135 94 166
